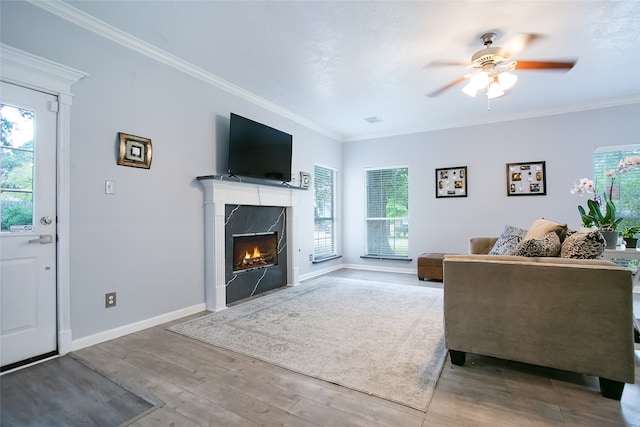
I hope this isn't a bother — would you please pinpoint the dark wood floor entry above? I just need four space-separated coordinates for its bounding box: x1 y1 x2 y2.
0 356 158 426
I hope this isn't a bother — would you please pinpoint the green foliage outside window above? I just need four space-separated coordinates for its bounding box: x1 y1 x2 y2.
1 105 35 231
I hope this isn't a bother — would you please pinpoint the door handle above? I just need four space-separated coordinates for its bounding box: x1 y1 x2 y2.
28 234 53 244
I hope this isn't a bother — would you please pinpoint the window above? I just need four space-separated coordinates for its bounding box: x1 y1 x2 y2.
1 104 34 232
365 167 409 257
314 165 336 260
593 144 640 226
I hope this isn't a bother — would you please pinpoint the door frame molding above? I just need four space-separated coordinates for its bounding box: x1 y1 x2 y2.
1 43 87 355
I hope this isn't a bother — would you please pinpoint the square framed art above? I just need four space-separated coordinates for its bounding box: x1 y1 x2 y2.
117 132 152 169
506 161 546 196
436 166 467 198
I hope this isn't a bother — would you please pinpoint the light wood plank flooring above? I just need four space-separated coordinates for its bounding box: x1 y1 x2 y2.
60 270 640 425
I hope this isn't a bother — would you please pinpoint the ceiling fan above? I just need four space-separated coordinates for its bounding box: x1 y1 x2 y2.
426 32 576 102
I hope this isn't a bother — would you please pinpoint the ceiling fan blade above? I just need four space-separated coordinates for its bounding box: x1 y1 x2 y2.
424 61 470 68
497 33 543 58
514 60 576 70
426 76 468 97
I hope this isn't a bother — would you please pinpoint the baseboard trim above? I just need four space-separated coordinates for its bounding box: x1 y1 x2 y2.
300 263 416 281
342 263 415 275
299 263 345 281
69 303 207 352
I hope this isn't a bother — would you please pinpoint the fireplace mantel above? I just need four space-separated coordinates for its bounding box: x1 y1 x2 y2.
197 176 300 311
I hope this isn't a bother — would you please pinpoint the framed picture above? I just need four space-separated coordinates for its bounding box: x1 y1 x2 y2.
506 161 546 196
117 132 152 169
300 171 311 188
436 166 467 198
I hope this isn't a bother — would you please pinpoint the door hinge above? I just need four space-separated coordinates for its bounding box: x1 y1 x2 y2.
48 100 59 112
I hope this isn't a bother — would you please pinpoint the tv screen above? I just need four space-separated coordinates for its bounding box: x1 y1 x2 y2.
227 113 293 182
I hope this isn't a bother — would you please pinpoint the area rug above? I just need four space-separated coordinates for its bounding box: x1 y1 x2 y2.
169 276 446 411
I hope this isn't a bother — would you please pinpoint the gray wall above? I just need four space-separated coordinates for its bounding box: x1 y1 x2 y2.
343 104 640 269
2 1 638 342
1 1 341 340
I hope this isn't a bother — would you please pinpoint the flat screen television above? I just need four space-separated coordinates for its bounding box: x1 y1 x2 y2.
227 113 293 183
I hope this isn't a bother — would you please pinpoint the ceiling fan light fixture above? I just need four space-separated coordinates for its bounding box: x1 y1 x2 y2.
462 82 478 97
487 79 505 99
470 71 489 90
498 72 517 90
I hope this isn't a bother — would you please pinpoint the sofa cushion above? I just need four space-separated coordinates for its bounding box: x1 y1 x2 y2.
560 230 605 259
512 232 562 257
489 225 527 255
524 218 568 242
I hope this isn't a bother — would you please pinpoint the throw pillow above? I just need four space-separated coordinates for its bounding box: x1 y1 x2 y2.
560 230 606 259
524 218 568 241
512 232 562 257
489 225 527 255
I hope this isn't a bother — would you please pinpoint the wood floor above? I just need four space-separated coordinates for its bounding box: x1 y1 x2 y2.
26 270 640 426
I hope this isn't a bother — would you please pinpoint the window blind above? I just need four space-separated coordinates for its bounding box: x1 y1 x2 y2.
593 144 640 222
314 165 336 259
365 167 409 257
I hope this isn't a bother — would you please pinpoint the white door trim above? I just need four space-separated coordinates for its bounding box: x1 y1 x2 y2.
1 43 87 355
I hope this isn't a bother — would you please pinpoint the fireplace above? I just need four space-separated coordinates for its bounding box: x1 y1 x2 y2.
197 176 301 312
232 232 278 272
224 204 288 304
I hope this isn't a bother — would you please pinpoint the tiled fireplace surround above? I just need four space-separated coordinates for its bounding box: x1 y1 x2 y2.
198 176 300 311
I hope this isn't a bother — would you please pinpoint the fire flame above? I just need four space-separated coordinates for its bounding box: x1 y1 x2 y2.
244 246 261 260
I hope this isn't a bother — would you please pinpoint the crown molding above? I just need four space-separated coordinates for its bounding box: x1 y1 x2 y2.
344 96 640 142
28 0 343 141
0 43 87 96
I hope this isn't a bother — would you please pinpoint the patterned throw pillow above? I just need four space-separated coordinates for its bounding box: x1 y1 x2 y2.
489 225 527 255
560 230 606 259
512 232 562 257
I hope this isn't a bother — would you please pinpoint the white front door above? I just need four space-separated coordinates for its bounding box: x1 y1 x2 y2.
1 82 58 369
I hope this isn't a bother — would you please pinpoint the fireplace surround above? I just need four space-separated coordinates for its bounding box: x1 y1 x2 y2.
197 176 301 311
225 205 287 303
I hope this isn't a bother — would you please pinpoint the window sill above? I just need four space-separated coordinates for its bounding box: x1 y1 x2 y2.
312 255 342 264
360 255 413 262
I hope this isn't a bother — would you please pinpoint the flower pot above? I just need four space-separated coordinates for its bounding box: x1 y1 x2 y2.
623 237 638 250
600 230 619 249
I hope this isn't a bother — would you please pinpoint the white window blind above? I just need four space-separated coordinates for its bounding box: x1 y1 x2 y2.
365 167 409 257
593 144 640 224
314 165 336 259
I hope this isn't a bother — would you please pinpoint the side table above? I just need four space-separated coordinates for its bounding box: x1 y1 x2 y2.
602 248 640 343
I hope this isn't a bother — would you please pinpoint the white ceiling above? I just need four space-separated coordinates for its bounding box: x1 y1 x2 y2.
57 1 640 141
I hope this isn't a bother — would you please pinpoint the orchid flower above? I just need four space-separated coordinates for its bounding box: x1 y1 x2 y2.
618 155 640 173
570 178 594 196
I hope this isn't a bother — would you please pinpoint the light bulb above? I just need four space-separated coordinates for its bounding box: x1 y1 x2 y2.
462 81 477 97
498 72 517 90
487 78 505 99
470 71 489 89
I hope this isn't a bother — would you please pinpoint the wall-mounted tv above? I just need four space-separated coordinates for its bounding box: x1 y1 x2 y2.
227 113 293 183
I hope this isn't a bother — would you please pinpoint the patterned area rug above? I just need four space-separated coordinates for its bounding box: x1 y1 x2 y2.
169 276 446 411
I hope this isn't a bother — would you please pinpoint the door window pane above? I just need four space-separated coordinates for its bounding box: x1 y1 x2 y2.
1 104 35 231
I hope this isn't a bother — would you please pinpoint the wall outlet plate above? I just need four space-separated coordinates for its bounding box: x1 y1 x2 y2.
105 292 116 308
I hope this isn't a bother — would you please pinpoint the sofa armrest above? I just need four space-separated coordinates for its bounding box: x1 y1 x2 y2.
469 237 498 254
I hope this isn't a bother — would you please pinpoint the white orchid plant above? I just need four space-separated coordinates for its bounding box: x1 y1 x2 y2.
570 155 640 230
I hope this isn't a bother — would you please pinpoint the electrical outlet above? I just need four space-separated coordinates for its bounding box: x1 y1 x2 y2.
105 292 116 308
309 254 313 261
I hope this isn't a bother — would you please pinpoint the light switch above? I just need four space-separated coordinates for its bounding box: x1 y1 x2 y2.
105 180 115 194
